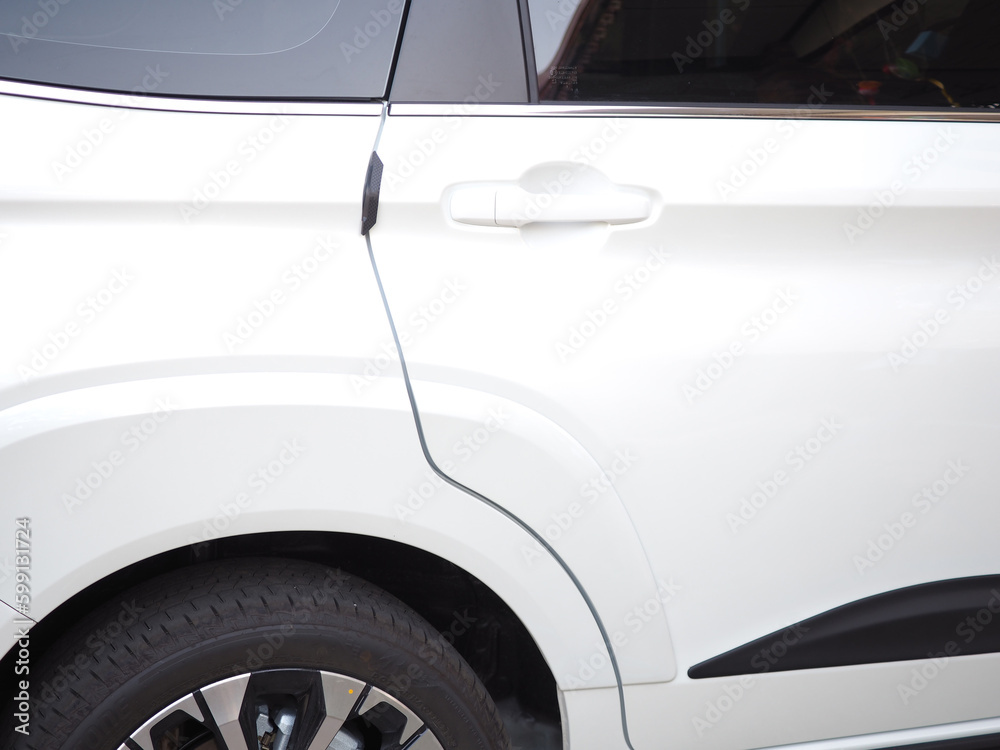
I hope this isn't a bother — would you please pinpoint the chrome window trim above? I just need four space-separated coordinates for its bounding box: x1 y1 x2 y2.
0 79 383 116
6 77 996 121
389 102 1000 122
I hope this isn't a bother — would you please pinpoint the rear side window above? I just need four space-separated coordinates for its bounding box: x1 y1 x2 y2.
529 0 1000 109
0 0 405 98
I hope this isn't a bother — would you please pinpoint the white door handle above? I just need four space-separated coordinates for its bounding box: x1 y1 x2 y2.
451 185 652 227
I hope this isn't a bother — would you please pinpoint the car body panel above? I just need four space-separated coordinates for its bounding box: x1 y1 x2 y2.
403 379 678 687
0 88 624 732
568 677 1000 750
620 657 1000 750
369 109 1000 746
0 371 612 692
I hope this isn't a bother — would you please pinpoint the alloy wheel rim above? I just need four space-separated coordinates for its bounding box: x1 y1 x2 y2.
120 669 443 750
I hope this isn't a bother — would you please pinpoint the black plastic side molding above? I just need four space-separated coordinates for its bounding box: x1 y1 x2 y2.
361 152 383 236
689 576 1000 679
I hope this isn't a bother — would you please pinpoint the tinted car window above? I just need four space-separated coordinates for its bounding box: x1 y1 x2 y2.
0 0 404 99
529 0 1000 108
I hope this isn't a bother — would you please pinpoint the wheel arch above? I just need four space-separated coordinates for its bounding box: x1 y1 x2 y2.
0 372 616 710
1 530 562 746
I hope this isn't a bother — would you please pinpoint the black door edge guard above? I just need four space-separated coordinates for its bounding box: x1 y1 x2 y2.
361 151 384 236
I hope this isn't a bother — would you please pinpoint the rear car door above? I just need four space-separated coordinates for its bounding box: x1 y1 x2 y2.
371 1 1000 748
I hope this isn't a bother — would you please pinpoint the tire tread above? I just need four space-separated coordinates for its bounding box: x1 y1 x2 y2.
15 559 508 750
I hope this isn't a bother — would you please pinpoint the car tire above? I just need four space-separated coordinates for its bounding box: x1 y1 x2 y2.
16 558 509 750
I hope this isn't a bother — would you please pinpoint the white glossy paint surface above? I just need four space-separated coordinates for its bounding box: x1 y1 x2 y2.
0 92 610 708
371 112 1000 747
2 82 1000 749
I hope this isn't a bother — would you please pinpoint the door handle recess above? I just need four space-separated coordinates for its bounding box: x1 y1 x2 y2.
451 185 652 228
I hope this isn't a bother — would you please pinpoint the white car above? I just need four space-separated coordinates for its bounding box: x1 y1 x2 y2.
2 1 1000 749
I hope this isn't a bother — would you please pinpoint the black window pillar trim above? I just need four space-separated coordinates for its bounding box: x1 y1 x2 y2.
381 0 413 100
517 0 539 103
